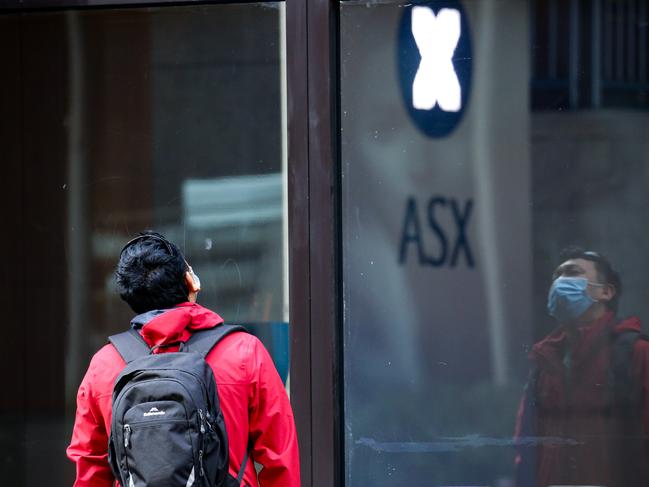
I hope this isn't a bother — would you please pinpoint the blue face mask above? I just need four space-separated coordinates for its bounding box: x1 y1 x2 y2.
188 267 201 291
547 277 601 322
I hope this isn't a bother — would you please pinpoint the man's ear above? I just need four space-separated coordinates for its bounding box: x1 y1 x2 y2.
185 271 200 293
600 283 616 303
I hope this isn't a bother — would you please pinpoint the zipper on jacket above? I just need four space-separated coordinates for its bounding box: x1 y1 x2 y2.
198 449 205 477
124 424 132 448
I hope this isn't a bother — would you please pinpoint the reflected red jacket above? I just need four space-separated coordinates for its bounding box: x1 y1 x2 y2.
67 302 300 487
514 312 649 487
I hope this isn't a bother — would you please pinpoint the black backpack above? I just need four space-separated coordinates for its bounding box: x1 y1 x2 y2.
107 324 248 487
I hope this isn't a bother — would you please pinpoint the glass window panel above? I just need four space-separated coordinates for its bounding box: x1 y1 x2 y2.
341 0 649 486
0 4 287 485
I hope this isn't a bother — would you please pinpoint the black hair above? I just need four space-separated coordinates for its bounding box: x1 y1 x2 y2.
558 245 622 312
115 231 189 313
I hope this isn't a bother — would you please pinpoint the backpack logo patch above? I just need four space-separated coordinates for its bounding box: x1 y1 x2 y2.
143 407 166 417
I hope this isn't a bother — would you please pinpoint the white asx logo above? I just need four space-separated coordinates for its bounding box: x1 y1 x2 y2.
411 6 462 112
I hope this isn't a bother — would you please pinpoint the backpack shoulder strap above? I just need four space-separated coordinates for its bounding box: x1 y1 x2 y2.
514 365 541 487
185 324 247 359
610 328 648 408
611 329 643 377
521 365 541 428
109 329 152 364
236 448 251 485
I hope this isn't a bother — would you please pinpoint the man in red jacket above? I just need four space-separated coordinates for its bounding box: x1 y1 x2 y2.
67 231 300 487
514 247 649 487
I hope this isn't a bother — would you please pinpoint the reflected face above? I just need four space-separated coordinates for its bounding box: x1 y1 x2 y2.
551 258 612 303
552 258 601 284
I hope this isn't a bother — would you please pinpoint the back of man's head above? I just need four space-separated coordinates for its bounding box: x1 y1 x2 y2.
558 245 622 313
116 231 189 313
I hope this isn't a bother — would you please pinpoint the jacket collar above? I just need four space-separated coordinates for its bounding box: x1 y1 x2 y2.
530 311 642 372
131 302 224 351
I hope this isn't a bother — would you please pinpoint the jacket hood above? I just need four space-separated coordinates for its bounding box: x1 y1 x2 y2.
530 312 642 372
614 314 643 334
133 302 224 351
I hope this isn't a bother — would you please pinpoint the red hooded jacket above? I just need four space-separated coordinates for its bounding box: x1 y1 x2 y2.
514 312 649 487
67 302 300 487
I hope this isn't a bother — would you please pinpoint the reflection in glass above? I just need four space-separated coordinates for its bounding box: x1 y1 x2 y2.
0 4 286 485
341 0 649 485
516 248 648 487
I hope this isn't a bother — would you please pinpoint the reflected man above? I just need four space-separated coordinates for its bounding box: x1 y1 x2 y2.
515 247 649 487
